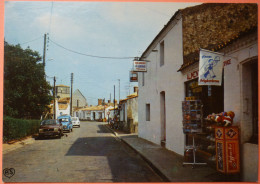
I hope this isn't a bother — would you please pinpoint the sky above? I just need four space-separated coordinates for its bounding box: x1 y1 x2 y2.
4 1 201 105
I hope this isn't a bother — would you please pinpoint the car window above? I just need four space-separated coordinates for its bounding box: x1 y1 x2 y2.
41 120 58 125
60 118 69 122
72 117 78 121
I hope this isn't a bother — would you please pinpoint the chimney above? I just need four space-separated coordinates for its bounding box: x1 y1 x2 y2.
98 99 102 106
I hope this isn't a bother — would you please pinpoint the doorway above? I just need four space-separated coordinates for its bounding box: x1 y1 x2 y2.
160 91 166 147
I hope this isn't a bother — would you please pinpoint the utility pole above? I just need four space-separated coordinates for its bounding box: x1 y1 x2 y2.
118 79 120 103
53 76 56 119
118 79 120 122
70 73 74 116
114 85 115 119
43 33 47 68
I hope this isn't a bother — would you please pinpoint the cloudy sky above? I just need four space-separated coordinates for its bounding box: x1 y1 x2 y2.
4 1 200 105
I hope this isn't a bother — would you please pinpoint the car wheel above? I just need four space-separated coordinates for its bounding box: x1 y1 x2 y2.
71 128 73 132
79 125 80 127
58 133 61 139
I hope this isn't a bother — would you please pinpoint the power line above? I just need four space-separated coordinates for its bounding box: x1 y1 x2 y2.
49 39 136 60
20 36 43 45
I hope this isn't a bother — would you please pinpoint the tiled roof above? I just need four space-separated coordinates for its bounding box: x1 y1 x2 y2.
58 97 70 103
56 84 70 87
178 3 257 71
59 104 68 110
76 105 105 111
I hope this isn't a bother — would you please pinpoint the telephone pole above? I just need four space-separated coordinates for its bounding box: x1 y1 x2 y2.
114 85 115 118
43 33 47 68
118 79 120 103
53 76 56 119
70 73 74 116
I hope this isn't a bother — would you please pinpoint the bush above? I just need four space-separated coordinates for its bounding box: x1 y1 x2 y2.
3 116 41 142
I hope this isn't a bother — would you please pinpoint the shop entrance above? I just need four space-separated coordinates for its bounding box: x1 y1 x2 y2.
185 78 224 116
242 58 258 143
160 91 166 147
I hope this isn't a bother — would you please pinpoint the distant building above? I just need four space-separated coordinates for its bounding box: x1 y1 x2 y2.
56 84 70 99
56 97 70 117
72 89 88 109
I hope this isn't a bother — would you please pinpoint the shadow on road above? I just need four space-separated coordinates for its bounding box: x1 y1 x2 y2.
65 136 162 182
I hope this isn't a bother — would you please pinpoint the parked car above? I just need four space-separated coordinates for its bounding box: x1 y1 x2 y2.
72 117 80 127
38 119 63 139
57 115 73 132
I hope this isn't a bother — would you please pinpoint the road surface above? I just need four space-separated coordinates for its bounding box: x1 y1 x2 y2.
3 121 162 182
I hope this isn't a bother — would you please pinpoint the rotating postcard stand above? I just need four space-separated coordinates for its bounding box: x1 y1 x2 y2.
182 100 207 168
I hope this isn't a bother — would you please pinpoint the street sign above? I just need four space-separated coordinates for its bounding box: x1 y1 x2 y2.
130 71 138 82
133 60 146 72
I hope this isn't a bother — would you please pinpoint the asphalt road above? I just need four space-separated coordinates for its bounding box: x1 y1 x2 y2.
3 121 163 182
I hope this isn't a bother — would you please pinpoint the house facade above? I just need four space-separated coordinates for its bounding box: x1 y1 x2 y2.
56 97 70 117
119 91 138 133
138 3 258 181
72 89 88 109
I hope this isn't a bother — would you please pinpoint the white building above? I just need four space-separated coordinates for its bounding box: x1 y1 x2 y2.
72 89 87 109
138 3 258 181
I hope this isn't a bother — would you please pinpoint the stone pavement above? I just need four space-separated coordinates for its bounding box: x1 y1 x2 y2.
105 124 241 182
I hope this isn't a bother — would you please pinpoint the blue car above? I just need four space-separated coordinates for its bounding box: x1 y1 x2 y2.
57 115 73 132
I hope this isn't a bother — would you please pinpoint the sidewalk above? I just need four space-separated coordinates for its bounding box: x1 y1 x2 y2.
2 136 35 155
105 125 240 182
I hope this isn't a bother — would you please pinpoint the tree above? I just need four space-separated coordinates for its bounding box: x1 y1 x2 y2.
4 41 52 119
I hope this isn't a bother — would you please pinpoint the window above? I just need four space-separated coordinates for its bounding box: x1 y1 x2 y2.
146 103 150 121
160 41 164 66
185 77 224 117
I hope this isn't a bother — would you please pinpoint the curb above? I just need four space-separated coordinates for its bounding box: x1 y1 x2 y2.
3 137 35 155
104 124 170 182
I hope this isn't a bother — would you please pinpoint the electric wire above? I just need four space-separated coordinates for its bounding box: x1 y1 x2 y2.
49 39 136 60
20 36 43 45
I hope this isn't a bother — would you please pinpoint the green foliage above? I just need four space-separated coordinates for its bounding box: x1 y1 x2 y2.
3 116 41 142
4 41 52 119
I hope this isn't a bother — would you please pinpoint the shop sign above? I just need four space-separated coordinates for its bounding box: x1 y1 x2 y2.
133 61 147 72
199 49 224 86
226 141 240 173
187 70 198 80
223 59 231 67
130 71 138 82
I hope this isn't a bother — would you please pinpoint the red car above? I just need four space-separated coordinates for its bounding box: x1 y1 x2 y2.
38 119 63 139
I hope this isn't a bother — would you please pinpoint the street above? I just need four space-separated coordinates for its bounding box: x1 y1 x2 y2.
3 121 162 182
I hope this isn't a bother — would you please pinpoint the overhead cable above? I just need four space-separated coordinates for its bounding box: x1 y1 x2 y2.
49 39 136 59
20 36 43 45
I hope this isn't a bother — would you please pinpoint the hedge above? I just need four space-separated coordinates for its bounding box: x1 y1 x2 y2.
3 116 41 142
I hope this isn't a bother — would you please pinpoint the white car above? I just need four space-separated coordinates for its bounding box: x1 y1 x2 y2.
71 117 80 127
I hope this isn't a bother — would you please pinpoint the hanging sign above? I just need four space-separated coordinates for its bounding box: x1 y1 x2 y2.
133 61 147 72
130 71 138 82
198 49 224 86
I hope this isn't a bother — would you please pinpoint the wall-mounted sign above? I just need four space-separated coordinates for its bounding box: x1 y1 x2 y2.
223 59 231 67
187 70 199 80
130 71 138 82
133 61 147 72
199 49 223 86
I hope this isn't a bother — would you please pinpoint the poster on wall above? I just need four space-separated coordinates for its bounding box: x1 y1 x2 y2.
198 48 224 86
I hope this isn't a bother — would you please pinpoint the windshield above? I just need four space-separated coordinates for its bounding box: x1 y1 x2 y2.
59 118 69 122
41 120 58 125
72 117 78 121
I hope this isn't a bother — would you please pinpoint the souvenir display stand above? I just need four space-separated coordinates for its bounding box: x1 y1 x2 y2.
182 100 207 168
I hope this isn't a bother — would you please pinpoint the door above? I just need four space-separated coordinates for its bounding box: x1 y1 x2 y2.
160 91 166 146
